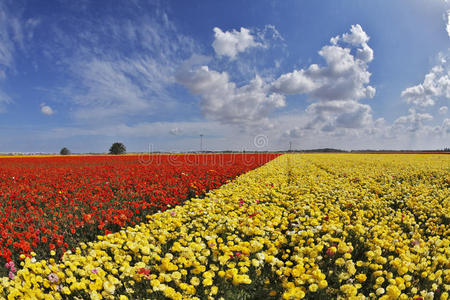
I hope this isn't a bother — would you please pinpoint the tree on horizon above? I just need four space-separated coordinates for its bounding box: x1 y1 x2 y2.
60 147 71 155
109 142 126 155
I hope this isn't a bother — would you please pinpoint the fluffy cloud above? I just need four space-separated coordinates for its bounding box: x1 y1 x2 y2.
40 103 54 115
401 63 450 107
440 105 448 114
305 101 373 131
272 24 376 133
212 27 260 59
394 108 433 132
272 25 375 102
341 24 370 45
176 56 285 126
283 127 304 138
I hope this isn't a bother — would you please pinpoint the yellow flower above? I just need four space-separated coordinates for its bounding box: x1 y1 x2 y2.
309 284 318 292
103 281 116 294
202 277 213 286
398 266 408 275
355 274 367 282
190 277 200 286
210 286 218 295
376 277 385 285
0 154 448 300
318 280 328 289
386 285 401 299
62 286 71 295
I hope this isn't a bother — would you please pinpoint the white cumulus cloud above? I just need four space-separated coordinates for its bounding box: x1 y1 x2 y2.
176 55 285 126
305 101 373 131
394 108 433 132
212 27 260 59
272 25 375 102
283 126 305 138
401 62 450 107
439 105 448 114
272 24 376 133
40 104 54 115
340 24 370 45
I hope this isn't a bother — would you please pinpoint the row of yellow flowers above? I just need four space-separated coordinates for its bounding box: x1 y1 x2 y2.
1 154 449 299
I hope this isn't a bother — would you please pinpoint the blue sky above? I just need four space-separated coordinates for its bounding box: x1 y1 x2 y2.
0 0 449 152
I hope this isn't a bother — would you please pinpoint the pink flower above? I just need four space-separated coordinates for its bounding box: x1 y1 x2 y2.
170 211 176 216
91 268 98 274
48 273 59 283
411 240 420 246
326 247 336 256
8 271 14 280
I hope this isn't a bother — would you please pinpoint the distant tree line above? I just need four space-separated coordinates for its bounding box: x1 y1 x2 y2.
57 145 448 155
59 142 127 155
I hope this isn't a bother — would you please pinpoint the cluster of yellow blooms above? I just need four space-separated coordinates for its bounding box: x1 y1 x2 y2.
0 154 449 299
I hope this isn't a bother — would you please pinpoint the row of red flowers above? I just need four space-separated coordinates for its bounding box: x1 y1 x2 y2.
0 153 278 275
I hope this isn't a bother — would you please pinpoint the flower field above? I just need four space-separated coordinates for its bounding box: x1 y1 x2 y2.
0 154 278 278
1 153 449 299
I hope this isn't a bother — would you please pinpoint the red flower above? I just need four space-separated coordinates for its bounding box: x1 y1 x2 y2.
0 153 279 271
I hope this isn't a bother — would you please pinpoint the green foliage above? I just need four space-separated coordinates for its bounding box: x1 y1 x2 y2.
109 142 126 155
59 147 71 155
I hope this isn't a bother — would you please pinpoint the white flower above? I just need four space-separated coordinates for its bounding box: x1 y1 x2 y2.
376 288 385 296
425 292 434 300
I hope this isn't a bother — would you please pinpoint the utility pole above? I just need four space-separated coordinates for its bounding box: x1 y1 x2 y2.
289 141 292 152
200 134 204 152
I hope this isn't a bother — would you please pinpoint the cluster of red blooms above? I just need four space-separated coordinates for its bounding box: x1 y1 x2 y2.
0 153 278 271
